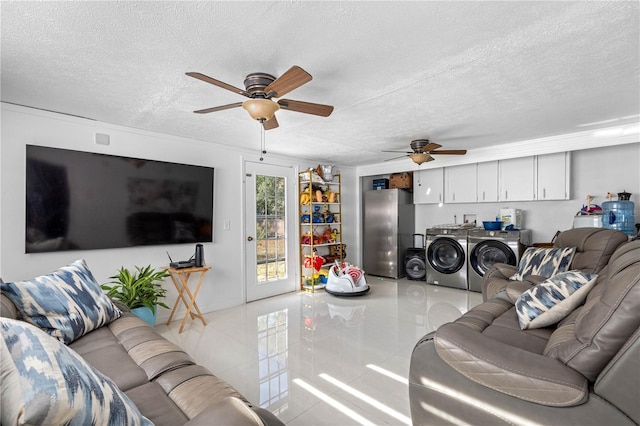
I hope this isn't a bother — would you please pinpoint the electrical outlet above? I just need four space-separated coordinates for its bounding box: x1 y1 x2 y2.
224 220 231 231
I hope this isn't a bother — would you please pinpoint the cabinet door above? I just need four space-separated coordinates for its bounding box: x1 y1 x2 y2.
413 168 444 204
477 161 499 202
499 157 535 201
445 163 477 203
537 152 570 200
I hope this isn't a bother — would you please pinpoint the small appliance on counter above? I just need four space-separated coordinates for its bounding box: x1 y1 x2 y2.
499 208 522 230
602 190 636 235
574 194 603 229
574 215 603 228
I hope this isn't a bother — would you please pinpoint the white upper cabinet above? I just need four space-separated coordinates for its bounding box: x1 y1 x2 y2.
537 152 570 200
445 163 477 203
499 157 535 201
414 168 444 204
477 161 499 203
412 154 570 205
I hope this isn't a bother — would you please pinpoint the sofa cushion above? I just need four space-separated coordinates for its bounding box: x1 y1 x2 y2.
515 271 598 329
0 259 121 344
544 240 640 381
553 227 630 274
126 382 190 426
0 317 151 426
76 341 150 392
108 314 196 380
183 397 266 426
510 246 576 281
155 364 248 419
454 298 552 354
434 322 589 406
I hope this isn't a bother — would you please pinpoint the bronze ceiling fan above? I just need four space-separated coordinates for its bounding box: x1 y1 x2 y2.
383 139 467 165
186 65 334 130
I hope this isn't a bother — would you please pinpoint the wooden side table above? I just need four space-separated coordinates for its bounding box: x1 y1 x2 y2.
164 265 211 333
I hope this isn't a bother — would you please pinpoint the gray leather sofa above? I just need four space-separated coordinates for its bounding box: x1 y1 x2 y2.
409 230 639 425
1 295 283 426
483 227 629 301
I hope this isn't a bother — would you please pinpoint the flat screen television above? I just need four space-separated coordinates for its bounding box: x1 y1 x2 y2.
26 145 214 253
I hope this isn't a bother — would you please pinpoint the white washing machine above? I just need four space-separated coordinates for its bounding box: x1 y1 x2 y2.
425 227 468 290
467 229 532 293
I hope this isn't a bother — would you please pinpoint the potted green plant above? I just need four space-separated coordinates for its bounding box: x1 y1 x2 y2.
101 265 170 326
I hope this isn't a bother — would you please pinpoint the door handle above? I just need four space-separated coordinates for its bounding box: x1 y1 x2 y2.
247 236 254 241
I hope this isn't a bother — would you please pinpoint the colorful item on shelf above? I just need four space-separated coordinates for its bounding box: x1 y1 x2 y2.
300 192 311 205
322 227 333 243
318 268 330 284
304 253 326 272
320 165 334 182
578 195 602 215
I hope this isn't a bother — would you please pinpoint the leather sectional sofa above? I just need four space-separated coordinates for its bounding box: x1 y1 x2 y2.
483 227 630 301
409 228 639 425
1 288 283 426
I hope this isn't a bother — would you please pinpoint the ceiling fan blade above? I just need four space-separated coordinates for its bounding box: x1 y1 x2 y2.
193 102 243 114
430 149 468 155
381 150 412 153
186 72 252 97
262 115 279 130
420 143 442 152
265 66 312 98
278 99 334 117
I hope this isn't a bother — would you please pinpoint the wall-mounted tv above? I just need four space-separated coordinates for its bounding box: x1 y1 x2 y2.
26 145 214 253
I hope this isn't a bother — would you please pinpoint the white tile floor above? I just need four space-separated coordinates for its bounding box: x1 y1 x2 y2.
156 277 483 425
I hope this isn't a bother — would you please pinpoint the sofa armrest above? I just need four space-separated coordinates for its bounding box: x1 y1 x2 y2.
505 275 548 302
482 264 517 300
492 263 518 277
184 397 267 426
434 323 588 406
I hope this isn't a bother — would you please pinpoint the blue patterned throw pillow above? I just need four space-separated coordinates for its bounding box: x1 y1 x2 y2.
0 259 120 344
0 318 152 425
515 271 598 329
510 246 576 281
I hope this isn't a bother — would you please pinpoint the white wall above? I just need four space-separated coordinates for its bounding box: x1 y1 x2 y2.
0 104 357 322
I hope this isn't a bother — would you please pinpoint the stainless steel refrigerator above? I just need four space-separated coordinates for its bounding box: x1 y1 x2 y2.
363 189 415 278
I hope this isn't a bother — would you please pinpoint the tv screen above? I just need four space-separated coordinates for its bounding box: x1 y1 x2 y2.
26 145 214 253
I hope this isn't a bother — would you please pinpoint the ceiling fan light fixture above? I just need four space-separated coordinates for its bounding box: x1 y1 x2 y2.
242 98 280 121
409 153 432 165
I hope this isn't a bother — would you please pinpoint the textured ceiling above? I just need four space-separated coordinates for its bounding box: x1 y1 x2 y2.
1 1 639 166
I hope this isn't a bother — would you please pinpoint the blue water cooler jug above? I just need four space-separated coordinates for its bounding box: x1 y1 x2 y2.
601 200 635 235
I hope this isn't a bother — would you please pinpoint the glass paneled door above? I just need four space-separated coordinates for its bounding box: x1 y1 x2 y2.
245 162 297 302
